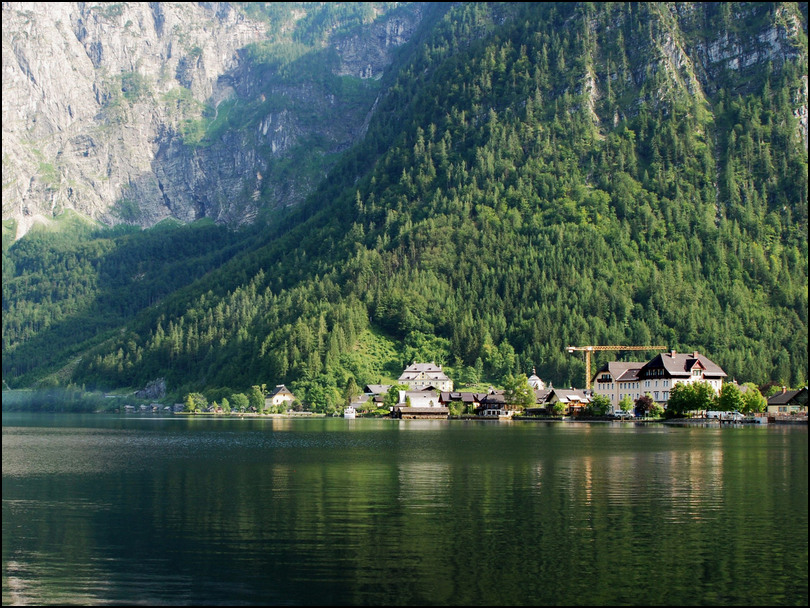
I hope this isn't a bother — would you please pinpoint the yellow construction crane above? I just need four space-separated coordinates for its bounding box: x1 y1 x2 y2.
567 345 668 390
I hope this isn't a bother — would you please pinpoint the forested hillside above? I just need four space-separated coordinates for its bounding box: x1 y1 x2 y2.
3 2 807 408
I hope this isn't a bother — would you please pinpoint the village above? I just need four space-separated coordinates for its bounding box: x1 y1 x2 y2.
149 348 807 423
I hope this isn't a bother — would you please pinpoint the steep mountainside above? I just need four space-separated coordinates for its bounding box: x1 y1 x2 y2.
2 2 428 238
3 2 808 408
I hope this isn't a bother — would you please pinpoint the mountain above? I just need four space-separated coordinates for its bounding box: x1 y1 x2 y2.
2 2 428 238
2 2 808 409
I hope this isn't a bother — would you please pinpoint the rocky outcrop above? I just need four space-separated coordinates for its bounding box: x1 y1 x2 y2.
3 3 804 240
2 2 424 238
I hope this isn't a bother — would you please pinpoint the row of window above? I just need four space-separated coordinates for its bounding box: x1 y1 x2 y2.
597 379 671 390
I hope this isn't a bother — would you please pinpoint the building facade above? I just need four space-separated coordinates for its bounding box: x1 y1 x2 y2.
593 350 727 408
398 362 454 392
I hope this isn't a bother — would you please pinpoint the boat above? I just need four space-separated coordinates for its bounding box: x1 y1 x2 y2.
344 406 356 419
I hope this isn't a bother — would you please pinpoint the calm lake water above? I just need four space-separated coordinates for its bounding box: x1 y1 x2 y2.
2 413 807 606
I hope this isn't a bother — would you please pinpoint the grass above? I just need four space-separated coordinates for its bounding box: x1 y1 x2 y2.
352 327 403 385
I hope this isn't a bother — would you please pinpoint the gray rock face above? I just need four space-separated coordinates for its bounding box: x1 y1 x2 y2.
2 2 424 238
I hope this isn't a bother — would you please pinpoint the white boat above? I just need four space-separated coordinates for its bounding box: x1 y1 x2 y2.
344 406 356 419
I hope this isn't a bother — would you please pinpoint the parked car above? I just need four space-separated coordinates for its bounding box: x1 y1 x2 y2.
613 410 634 419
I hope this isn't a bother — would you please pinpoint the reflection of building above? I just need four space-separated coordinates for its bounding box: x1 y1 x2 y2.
593 350 727 407
398 362 453 392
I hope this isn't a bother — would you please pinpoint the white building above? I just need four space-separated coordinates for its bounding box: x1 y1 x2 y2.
592 361 645 411
398 362 453 392
399 388 441 408
266 384 295 409
527 367 545 390
594 350 727 408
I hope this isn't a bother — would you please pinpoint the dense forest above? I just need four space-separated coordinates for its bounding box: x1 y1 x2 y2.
3 2 807 409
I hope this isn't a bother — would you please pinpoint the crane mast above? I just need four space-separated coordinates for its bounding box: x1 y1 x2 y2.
566 345 668 390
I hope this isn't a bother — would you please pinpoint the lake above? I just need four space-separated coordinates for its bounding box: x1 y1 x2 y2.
2 413 807 606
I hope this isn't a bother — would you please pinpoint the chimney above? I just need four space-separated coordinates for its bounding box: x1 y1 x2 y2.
782 386 787 394
669 349 677 357
693 351 699 358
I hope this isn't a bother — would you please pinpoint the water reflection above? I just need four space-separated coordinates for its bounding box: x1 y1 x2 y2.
2 414 807 606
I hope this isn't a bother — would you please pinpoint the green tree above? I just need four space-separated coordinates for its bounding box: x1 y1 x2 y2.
220 397 231 413
740 383 767 414
503 373 535 411
618 395 634 413
588 394 612 416
344 376 360 407
384 384 407 409
249 385 266 411
718 383 744 412
666 382 716 418
230 392 249 412
184 392 207 412
458 365 480 387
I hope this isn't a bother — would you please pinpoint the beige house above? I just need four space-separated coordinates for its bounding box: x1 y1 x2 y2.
265 384 295 409
593 350 727 408
639 350 726 404
592 361 645 411
766 387 808 415
547 388 592 415
398 362 454 392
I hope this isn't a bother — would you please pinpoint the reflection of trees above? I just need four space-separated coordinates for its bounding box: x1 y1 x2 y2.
4 419 806 604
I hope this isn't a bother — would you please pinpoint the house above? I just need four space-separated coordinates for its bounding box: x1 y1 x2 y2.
390 388 449 418
265 384 295 409
593 350 728 409
767 387 808 415
546 388 592 415
475 390 512 417
349 393 372 410
440 391 482 413
364 384 392 396
637 350 727 405
592 361 645 411
398 362 454 392
401 388 441 408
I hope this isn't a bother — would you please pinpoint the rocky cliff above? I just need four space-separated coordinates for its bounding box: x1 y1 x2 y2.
2 2 425 238
3 2 805 242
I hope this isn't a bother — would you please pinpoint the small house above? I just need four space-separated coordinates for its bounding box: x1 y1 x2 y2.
767 387 808 415
266 384 295 409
